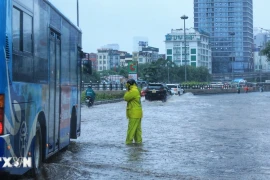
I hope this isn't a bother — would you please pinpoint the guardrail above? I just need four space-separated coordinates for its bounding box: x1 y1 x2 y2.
81 82 147 91
81 82 270 91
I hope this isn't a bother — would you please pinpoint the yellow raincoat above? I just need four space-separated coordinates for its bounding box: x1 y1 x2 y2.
124 84 143 144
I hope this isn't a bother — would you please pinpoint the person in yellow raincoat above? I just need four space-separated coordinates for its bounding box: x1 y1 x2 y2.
124 79 143 145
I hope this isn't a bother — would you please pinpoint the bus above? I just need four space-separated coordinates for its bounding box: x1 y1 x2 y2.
0 0 86 176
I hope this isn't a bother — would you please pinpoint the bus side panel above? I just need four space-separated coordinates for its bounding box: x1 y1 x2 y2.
3 83 49 175
59 85 71 149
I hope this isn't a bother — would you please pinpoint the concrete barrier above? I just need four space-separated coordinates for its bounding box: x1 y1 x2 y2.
185 87 257 95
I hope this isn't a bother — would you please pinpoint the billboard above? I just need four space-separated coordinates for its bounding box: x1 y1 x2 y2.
127 61 137 73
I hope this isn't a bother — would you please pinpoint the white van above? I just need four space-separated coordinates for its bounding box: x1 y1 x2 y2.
166 84 184 95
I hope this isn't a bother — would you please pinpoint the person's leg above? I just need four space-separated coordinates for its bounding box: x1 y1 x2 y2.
126 118 139 144
134 119 142 143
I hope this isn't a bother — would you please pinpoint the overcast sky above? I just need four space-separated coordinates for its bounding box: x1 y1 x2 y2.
49 0 270 54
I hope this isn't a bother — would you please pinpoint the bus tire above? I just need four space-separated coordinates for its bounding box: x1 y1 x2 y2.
32 121 42 176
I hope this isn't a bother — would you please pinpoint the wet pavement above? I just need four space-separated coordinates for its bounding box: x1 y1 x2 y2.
18 92 270 179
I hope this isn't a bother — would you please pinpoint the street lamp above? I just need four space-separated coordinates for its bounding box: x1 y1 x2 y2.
77 0 79 27
181 15 188 82
229 32 235 81
259 45 262 82
167 62 170 83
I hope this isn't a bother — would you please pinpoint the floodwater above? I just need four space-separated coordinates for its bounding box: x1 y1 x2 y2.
19 92 270 180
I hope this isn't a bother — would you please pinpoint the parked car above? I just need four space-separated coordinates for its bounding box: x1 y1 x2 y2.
145 83 170 102
167 84 184 95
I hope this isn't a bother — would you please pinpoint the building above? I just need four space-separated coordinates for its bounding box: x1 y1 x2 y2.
85 53 97 71
253 28 270 73
194 0 254 73
253 27 270 48
165 28 212 73
119 51 133 67
97 49 120 71
137 46 159 64
253 48 270 73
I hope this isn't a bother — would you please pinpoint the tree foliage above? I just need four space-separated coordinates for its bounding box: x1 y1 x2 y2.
138 58 211 83
85 58 211 84
260 42 270 62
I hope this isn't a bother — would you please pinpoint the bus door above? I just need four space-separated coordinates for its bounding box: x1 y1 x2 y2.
48 30 61 153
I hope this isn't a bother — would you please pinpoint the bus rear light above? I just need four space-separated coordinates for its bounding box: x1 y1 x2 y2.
0 122 3 135
0 109 3 121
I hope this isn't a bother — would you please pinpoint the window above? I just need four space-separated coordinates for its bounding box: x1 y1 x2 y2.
167 49 172 55
12 7 34 82
167 56 172 61
23 13 32 52
191 49 197 54
191 62 196 67
191 56 196 61
12 7 33 53
13 8 21 51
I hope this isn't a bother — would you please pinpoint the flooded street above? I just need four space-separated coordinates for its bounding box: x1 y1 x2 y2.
21 92 270 180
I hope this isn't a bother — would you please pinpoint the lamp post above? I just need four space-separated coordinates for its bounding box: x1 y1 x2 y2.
77 0 79 27
167 62 170 83
229 32 235 81
181 15 188 82
259 45 262 82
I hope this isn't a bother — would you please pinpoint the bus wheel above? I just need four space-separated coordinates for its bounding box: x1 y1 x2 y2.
32 121 42 176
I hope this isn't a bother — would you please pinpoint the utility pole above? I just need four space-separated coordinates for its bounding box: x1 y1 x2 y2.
181 15 188 82
229 32 235 81
77 0 79 27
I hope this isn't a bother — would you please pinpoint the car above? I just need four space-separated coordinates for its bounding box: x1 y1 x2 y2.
145 83 170 102
166 84 184 96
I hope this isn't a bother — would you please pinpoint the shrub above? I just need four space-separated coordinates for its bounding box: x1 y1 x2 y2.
81 90 125 102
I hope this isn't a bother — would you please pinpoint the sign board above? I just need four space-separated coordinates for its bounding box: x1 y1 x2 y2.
127 61 137 73
165 34 195 41
128 74 137 81
138 41 148 47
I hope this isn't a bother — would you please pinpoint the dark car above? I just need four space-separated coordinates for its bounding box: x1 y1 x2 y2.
145 83 170 102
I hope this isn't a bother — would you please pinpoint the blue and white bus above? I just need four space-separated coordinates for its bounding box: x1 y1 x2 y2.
0 0 84 175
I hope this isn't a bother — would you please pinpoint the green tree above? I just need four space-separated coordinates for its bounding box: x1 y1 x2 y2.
261 42 270 61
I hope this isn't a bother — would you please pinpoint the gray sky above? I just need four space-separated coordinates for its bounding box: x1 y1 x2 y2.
49 0 270 54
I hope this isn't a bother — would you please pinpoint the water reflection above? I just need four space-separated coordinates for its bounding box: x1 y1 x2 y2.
126 144 145 162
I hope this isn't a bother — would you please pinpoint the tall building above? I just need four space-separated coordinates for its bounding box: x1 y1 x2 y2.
194 0 253 73
165 28 212 73
253 27 270 48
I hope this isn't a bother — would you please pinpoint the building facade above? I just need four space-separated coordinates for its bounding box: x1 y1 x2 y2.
165 28 212 73
97 49 120 71
194 0 253 73
253 28 270 73
253 27 270 48
138 46 159 64
253 49 270 73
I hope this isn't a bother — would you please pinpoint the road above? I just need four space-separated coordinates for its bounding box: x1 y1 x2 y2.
20 92 270 180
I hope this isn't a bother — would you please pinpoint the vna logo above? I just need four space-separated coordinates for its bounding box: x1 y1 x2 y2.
0 157 32 168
